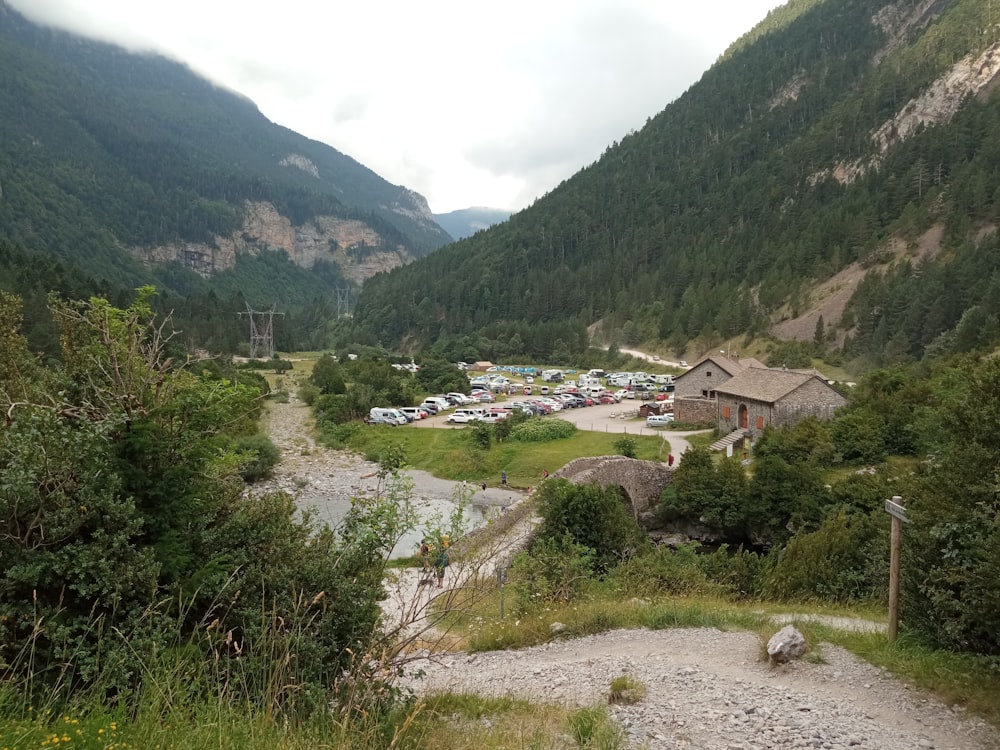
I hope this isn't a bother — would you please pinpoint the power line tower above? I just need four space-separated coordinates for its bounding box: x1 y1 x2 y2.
335 287 351 317
237 303 285 359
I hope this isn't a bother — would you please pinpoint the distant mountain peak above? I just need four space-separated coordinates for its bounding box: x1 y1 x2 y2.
433 207 512 240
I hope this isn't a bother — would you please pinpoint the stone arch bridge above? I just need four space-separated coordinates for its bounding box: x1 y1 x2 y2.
552 456 673 516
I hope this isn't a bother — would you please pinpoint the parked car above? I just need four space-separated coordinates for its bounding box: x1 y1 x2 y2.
400 407 428 420
679 360 689 367
447 408 487 424
646 414 675 428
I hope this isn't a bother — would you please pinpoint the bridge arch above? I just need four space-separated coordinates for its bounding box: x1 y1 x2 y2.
552 456 674 517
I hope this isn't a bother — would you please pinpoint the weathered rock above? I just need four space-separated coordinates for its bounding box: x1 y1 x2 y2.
550 621 567 635
767 625 807 664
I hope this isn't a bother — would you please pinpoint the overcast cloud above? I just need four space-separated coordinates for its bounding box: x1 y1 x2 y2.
8 0 787 213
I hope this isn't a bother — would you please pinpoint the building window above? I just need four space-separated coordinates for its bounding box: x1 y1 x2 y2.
756 415 764 429
706 370 712 377
723 405 731 419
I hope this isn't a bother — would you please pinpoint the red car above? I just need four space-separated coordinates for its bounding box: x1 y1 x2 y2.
599 395 616 404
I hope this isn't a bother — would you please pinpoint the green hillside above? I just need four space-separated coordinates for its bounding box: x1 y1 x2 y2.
0 0 451 302
352 0 1000 370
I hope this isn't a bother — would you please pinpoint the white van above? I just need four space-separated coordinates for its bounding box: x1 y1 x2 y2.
369 407 406 425
422 397 451 413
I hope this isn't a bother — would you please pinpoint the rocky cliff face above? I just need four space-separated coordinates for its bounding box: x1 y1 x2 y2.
810 33 1000 187
131 201 409 284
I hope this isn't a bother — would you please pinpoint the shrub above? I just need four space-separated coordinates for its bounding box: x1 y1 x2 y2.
297 382 321 406
614 436 637 458
608 544 720 598
233 434 282 482
509 533 595 613
508 418 577 442
759 509 885 603
470 421 492 449
535 479 648 573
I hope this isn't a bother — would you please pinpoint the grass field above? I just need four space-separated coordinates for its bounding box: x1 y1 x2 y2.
338 423 666 489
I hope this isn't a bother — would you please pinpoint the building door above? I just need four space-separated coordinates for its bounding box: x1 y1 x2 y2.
739 404 749 429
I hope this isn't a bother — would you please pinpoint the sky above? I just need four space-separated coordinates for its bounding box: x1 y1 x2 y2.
9 0 787 214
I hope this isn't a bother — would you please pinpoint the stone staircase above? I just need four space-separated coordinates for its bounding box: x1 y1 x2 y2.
708 428 747 452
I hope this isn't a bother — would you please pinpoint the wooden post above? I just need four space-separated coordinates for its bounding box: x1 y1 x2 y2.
885 496 909 643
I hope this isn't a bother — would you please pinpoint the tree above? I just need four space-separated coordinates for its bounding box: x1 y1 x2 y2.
0 292 410 716
902 357 1000 655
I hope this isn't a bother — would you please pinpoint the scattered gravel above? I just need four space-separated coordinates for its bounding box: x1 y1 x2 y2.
406 628 998 750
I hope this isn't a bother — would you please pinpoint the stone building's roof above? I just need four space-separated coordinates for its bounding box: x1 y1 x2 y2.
675 354 766 381
713 368 836 404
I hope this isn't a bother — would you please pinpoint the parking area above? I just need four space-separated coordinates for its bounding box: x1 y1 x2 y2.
411 400 703 456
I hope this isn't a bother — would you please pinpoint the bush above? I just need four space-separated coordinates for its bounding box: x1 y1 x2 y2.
508 418 577 442
510 533 595 613
297 382 321 406
614 435 637 458
535 479 648 573
759 509 885 603
233 434 282 482
608 544 720 598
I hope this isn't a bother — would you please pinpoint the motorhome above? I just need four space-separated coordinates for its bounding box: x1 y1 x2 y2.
541 369 564 382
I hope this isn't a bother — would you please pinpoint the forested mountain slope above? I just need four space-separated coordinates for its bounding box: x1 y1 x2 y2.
353 0 1000 369
0 0 451 300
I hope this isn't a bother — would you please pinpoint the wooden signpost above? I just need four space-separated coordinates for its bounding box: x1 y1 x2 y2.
884 496 909 643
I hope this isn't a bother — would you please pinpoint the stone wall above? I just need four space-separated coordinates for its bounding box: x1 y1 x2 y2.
673 360 737 399
674 396 717 425
717 380 846 438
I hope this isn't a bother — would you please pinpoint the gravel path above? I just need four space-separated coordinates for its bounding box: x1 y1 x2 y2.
260 394 999 750
408 629 998 750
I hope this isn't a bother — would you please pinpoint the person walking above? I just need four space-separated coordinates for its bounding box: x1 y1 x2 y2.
668 453 675 467
433 541 450 588
500 470 508 487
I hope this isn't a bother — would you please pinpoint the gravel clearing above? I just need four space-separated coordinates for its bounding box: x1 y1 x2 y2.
407 629 998 750
260 393 999 750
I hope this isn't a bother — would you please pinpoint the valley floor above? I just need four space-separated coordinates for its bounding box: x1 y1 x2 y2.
262 394 999 750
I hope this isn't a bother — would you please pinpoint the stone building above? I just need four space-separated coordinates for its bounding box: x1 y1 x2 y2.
714 368 847 439
672 354 765 423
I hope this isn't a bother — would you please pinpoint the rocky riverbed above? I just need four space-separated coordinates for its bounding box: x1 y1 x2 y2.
254 396 520 557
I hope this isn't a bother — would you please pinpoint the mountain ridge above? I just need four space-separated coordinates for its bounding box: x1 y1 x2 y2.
0 0 451 296
351 0 1000 371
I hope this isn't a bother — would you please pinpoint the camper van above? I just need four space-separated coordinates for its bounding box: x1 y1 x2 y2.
369 408 406 425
